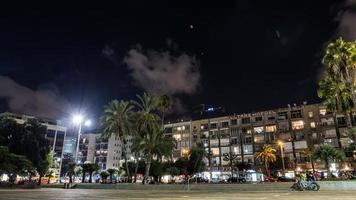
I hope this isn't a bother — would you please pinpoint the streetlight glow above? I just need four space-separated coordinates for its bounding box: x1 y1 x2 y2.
84 120 92 127
72 114 83 124
278 140 283 146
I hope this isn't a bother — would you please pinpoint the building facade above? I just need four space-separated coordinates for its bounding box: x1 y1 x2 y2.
78 132 133 171
164 103 354 178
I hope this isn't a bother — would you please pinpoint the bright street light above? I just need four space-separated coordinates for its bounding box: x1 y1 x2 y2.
278 140 283 146
277 140 285 173
72 114 83 124
84 120 91 127
72 113 91 164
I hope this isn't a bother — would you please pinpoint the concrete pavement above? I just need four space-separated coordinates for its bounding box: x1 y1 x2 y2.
1 189 356 200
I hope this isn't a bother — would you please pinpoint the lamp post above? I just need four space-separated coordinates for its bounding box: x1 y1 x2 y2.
72 114 91 164
278 141 285 173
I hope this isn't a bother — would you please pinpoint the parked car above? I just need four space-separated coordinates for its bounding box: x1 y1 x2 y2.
277 176 295 182
227 177 246 183
210 178 228 184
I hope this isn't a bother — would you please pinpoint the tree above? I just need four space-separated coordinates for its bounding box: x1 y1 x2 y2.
174 157 189 175
319 38 356 147
0 117 51 185
132 93 160 134
81 162 91 183
149 160 164 183
255 145 276 177
223 152 238 177
100 171 110 183
322 38 356 103
88 163 99 183
157 95 171 127
313 144 346 176
302 148 315 174
99 100 134 182
134 126 175 184
187 144 206 175
107 168 119 183
132 93 172 184
318 74 353 148
0 146 33 183
65 162 77 184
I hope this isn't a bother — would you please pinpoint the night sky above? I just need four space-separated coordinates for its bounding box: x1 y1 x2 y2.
0 1 355 121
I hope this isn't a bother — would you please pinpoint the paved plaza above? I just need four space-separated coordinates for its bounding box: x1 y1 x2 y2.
1 189 356 200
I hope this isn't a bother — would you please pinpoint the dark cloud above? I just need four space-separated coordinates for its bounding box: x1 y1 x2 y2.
338 0 356 40
0 76 70 118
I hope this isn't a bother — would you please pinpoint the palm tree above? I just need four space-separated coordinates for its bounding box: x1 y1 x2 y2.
107 168 118 183
302 148 315 174
99 100 134 182
157 95 171 127
322 38 356 103
318 74 354 148
100 171 110 183
131 93 160 134
88 163 99 183
313 144 346 177
81 162 91 183
135 126 175 184
223 152 238 177
66 162 76 184
255 144 277 177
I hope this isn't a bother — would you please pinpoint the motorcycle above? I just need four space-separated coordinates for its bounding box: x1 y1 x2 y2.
291 180 320 191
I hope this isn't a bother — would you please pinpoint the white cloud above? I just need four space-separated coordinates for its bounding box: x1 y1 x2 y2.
123 45 200 95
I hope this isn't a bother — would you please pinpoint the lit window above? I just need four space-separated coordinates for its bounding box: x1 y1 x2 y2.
292 120 304 130
233 147 240 154
177 127 182 131
310 122 316 128
308 111 313 118
254 134 264 143
173 134 181 141
265 125 277 133
211 148 220 156
319 109 327 116
181 148 189 157
254 126 264 133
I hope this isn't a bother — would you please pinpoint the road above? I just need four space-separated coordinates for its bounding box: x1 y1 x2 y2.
0 189 355 200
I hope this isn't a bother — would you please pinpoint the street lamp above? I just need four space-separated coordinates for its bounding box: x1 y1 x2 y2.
278 140 285 173
72 114 91 164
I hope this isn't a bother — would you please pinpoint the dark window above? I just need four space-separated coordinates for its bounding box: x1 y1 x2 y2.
291 110 302 119
46 129 56 138
295 132 304 140
231 138 238 145
231 119 237 125
244 136 252 144
268 116 275 121
165 127 173 133
278 112 288 120
255 116 263 122
221 122 229 128
210 123 217 129
241 118 250 124
337 117 346 126
241 128 251 134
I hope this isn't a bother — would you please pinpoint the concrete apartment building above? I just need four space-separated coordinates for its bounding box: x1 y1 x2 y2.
78 132 133 171
164 103 354 179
